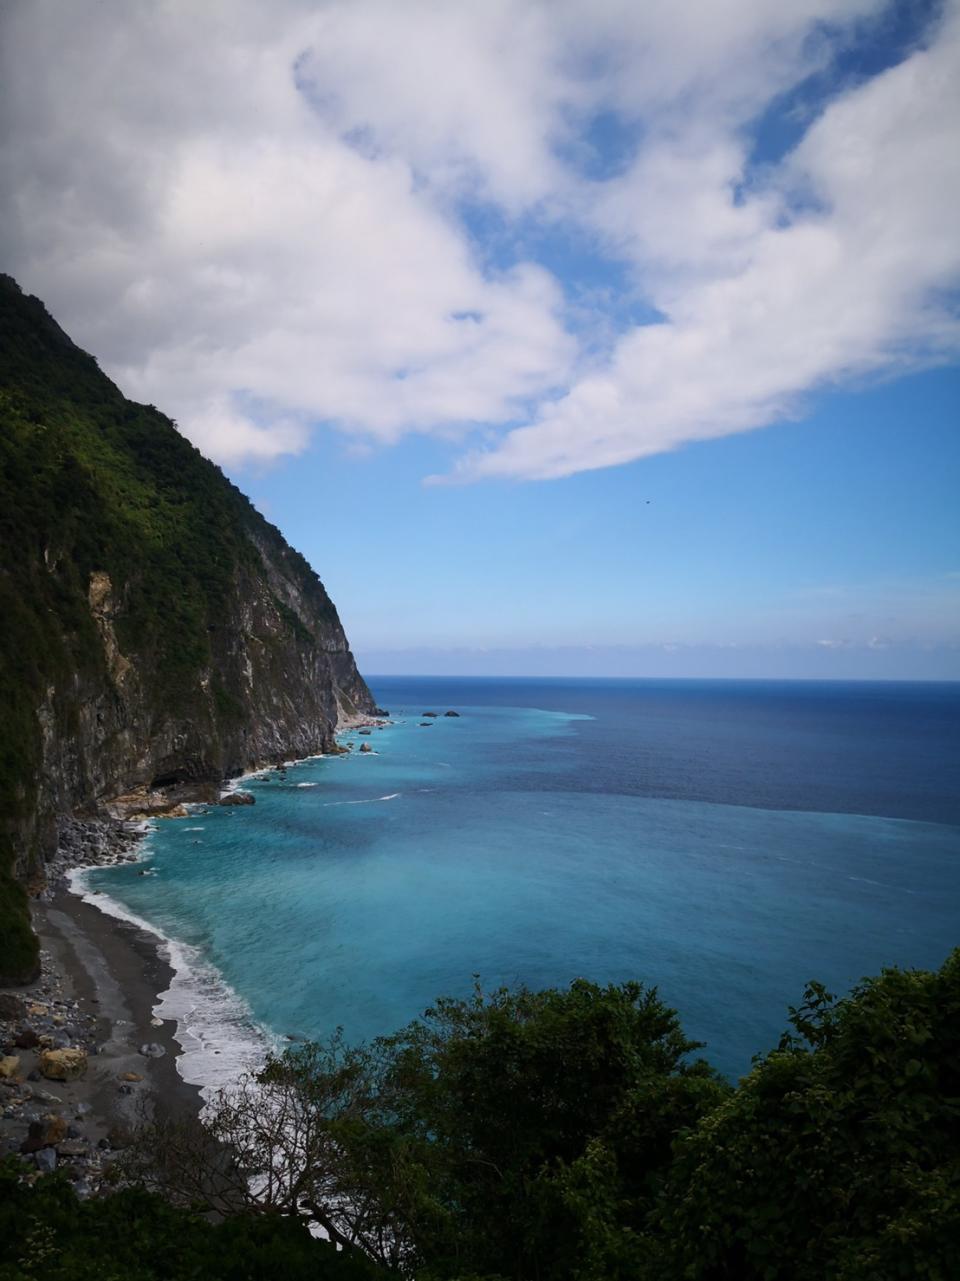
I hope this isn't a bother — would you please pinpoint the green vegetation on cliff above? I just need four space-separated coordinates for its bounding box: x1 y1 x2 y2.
0 275 370 981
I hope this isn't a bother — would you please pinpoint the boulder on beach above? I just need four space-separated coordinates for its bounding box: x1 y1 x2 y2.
219 791 255 806
0 994 27 1021
444 710 460 717
19 1121 46 1155
107 1123 134 1150
139 1042 165 1058
359 742 373 753
0 1055 20 1079
28 1086 64 1105
57 1139 89 1157
39 1048 88 1081
42 1114 68 1145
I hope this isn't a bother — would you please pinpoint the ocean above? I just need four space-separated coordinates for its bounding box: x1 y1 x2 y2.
82 677 960 1086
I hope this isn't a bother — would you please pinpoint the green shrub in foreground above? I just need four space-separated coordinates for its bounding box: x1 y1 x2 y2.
4 954 958 1280
0 1161 383 1281
650 950 960 1279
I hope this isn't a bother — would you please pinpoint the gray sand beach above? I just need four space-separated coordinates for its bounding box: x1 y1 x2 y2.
0 886 202 1187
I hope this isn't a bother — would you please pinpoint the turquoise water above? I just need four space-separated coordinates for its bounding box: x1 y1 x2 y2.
86 678 960 1081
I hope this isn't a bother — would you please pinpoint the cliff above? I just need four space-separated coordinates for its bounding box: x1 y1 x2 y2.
0 276 376 982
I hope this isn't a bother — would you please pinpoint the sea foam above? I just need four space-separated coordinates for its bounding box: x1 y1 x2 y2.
68 866 276 1105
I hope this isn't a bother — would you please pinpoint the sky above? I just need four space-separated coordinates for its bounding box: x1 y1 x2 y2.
1 0 958 678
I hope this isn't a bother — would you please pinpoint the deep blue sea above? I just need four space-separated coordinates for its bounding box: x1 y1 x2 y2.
84 678 960 1084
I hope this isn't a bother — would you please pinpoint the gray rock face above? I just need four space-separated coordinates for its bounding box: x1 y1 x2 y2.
0 275 376 928
19 546 374 879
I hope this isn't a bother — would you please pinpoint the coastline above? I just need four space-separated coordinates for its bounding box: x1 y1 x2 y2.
36 889 203 1125
2 714 390 1185
68 864 276 1102
0 885 202 1189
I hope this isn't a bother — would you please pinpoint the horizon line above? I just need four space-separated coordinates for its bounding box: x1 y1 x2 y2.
361 672 959 685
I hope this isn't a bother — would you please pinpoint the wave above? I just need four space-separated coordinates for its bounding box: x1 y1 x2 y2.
221 751 331 795
67 867 277 1106
847 874 915 893
321 792 401 808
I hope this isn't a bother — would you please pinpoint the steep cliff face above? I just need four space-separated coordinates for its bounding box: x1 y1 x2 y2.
0 275 376 981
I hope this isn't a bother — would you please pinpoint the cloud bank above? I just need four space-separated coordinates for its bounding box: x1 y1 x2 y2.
1 0 958 475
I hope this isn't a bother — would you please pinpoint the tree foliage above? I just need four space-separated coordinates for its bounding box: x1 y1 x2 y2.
362 978 729 1279
121 957 959 1280
650 950 960 1279
5 958 957 1279
128 979 728 1278
0 1159 383 1281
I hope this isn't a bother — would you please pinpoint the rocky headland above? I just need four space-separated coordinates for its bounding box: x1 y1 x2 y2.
0 276 380 1188
0 273 377 984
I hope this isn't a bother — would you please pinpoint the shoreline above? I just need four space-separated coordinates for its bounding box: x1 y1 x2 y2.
0 886 203 1189
2 716 390 1184
68 864 276 1102
37 889 203 1125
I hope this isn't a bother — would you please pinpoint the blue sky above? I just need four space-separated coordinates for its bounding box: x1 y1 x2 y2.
247 364 960 678
2 0 958 676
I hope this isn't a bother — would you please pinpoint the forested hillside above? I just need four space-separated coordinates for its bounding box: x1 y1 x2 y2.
0 276 373 980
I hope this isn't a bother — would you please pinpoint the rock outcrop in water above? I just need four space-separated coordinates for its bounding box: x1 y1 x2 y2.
0 275 376 981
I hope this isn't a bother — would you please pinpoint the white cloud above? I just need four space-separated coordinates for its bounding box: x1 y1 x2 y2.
0 0 574 462
449 2 960 480
1 0 956 473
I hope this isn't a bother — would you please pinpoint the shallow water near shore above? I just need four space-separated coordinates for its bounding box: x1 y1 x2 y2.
86 677 960 1082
